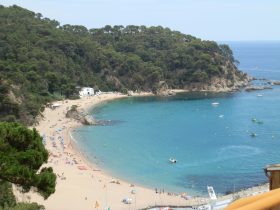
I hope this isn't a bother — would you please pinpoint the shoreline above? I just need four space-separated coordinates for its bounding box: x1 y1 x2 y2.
13 91 269 210
67 90 201 194
14 91 205 210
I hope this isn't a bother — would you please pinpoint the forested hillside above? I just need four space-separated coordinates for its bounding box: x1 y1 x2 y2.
0 5 248 125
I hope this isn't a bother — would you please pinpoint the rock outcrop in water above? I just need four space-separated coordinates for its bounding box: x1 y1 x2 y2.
271 80 280 85
245 85 273 92
65 105 123 126
66 105 97 125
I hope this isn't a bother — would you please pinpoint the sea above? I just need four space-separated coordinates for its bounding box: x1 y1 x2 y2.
72 41 280 196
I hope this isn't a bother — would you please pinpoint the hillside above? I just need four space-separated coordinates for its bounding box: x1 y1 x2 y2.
0 5 249 125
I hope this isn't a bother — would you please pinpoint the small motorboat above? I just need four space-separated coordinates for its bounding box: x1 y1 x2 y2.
212 102 219 106
251 118 257 123
257 94 263 97
250 132 257 138
169 158 177 163
252 118 263 124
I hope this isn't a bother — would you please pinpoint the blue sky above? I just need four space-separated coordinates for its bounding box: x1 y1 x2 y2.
2 0 280 41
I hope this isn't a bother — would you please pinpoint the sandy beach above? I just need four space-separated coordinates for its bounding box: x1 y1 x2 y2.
13 92 207 210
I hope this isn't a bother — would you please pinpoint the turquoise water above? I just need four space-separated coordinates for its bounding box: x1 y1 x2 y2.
72 41 280 196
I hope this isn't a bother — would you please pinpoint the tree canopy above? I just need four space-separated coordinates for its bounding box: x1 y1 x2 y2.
0 122 56 199
0 5 247 124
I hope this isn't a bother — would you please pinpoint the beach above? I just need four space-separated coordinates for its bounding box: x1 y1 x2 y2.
13 92 208 210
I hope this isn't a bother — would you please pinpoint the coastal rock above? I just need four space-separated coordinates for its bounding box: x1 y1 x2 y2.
65 105 122 126
157 89 176 96
65 105 97 125
183 74 251 93
254 78 280 85
65 106 81 120
83 115 98 125
127 91 133 96
153 71 251 95
156 81 176 96
271 80 280 85
245 85 273 92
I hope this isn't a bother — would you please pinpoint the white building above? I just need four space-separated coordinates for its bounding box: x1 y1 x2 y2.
79 87 94 98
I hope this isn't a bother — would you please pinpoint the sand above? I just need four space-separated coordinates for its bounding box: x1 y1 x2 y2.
13 91 269 210
13 92 204 210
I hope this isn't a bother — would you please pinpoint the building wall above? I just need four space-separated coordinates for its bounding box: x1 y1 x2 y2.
79 88 94 97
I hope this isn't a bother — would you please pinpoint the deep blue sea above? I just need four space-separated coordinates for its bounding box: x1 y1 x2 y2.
72 41 280 196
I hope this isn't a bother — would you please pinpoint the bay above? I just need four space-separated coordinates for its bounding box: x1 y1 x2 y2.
72 41 280 195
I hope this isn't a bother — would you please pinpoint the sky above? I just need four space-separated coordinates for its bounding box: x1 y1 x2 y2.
2 0 280 41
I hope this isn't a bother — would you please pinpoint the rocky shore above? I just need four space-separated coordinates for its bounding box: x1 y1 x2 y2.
65 105 99 125
156 73 252 96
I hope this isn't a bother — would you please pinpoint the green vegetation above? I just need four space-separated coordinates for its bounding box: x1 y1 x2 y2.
2 203 45 210
0 180 44 210
0 122 56 199
0 180 16 208
0 5 247 125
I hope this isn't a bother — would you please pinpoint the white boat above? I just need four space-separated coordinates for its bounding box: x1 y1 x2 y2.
257 94 263 97
212 102 219 106
169 158 177 163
